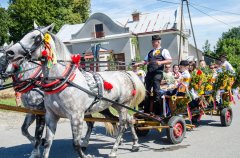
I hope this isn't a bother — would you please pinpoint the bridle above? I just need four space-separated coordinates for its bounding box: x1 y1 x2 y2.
15 29 46 61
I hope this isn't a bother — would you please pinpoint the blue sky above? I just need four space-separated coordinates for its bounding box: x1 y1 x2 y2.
1 0 240 50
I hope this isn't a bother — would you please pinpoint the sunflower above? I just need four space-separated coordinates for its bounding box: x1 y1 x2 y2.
44 33 51 43
154 49 161 56
171 95 177 101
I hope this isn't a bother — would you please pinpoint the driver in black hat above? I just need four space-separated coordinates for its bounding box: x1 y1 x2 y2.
135 35 172 112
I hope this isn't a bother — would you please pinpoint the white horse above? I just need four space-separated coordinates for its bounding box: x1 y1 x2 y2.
1 44 45 157
6 24 146 158
1 47 121 157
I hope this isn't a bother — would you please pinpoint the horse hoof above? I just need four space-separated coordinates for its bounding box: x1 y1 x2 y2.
119 138 124 146
108 153 117 158
132 144 140 152
85 154 94 158
41 138 46 146
81 147 87 151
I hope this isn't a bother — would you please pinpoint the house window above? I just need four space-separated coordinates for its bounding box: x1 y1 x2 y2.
95 24 104 38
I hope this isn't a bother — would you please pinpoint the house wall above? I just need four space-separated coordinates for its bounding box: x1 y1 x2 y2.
72 13 129 39
188 44 203 61
71 37 133 64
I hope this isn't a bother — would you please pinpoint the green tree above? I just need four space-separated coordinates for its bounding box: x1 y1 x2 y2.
7 0 90 42
202 40 212 55
0 7 10 45
215 26 240 69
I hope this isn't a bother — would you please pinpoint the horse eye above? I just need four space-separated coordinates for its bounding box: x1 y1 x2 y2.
35 35 41 42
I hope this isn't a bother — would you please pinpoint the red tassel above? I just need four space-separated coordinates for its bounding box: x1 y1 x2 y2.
104 81 113 90
132 89 137 96
42 50 48 57
71 54 81 66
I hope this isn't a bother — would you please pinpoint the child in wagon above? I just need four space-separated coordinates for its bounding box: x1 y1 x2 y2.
131 61 146 83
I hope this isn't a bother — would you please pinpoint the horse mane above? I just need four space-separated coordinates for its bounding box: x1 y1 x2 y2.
50 33 71 60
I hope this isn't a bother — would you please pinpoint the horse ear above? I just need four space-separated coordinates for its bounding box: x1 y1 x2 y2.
9 41 14 47
33 20 39 29
41 23 55 33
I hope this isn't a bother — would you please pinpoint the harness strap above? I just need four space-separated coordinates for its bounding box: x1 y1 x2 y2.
39 63 77 94
84 72 104 113
14 65 42 93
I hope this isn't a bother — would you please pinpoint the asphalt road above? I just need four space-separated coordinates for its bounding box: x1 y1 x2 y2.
0 99 240 158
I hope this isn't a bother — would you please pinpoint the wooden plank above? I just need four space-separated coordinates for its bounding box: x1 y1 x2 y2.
137 125 170 130
0 104 119 123
0 104 45 115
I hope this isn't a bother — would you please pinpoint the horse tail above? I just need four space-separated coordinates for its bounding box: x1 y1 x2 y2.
104 122 118 136
127 71 146 107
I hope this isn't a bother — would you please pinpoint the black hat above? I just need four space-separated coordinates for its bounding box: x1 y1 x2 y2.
152 35 161 41
179 60 189 66
220 53 227 58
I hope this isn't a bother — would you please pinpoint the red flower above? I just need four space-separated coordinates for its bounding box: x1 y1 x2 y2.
71 54 81 66
104 81 113 90
41 50 48 57
197 69 202 75
132 89 137 96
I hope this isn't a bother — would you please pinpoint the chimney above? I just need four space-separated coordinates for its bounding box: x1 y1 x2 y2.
132 11 140 21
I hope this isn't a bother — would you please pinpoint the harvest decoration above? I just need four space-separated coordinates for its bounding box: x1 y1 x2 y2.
41 33 57 68
214 68 235 92
189 69 208 96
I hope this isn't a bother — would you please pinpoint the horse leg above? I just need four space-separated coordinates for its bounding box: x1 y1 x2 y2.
21 113 36 145
81 115 94 150
127 114 140 151
29 115 45 158
42 112 59 158
109 107 127 158
71 113 93 158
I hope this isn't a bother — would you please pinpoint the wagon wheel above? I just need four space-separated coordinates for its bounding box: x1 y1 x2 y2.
220 107 233 126
134 124 150 137
166 116 186 144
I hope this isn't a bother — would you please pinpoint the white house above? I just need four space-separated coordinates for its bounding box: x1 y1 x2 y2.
57 7 202 67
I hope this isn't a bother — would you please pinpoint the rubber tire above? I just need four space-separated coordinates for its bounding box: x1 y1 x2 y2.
166 116 186 144
134 125 150 137
220 107 233 127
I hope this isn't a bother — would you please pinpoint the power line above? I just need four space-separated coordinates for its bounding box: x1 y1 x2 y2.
190 2 240 16
157 0 240 16
156 0 179 5
189 4 233 28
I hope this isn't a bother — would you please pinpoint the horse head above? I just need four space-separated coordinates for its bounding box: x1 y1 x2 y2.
0 42 14 85
5 23 55 67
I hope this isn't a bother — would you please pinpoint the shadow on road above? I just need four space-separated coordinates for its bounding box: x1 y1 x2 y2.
0 125 190 158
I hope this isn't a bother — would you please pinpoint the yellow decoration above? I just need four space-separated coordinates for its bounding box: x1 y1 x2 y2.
205 84 213 91
44 33 51 43
183 78 191 82
154 49 161 56
138 72 143 76
171 95 177 101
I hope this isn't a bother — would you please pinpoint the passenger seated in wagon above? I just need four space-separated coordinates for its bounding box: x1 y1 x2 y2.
160 64 177 95
158 60 192 117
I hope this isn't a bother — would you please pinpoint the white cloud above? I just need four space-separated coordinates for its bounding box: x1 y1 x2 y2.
186 15 240 26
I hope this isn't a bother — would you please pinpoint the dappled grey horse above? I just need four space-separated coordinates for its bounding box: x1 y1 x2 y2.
1 46 120 157
6 24 146 158
1 45 45 158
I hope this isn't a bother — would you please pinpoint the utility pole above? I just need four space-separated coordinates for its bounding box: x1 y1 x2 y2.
178 0 184 64
186 0 200 65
